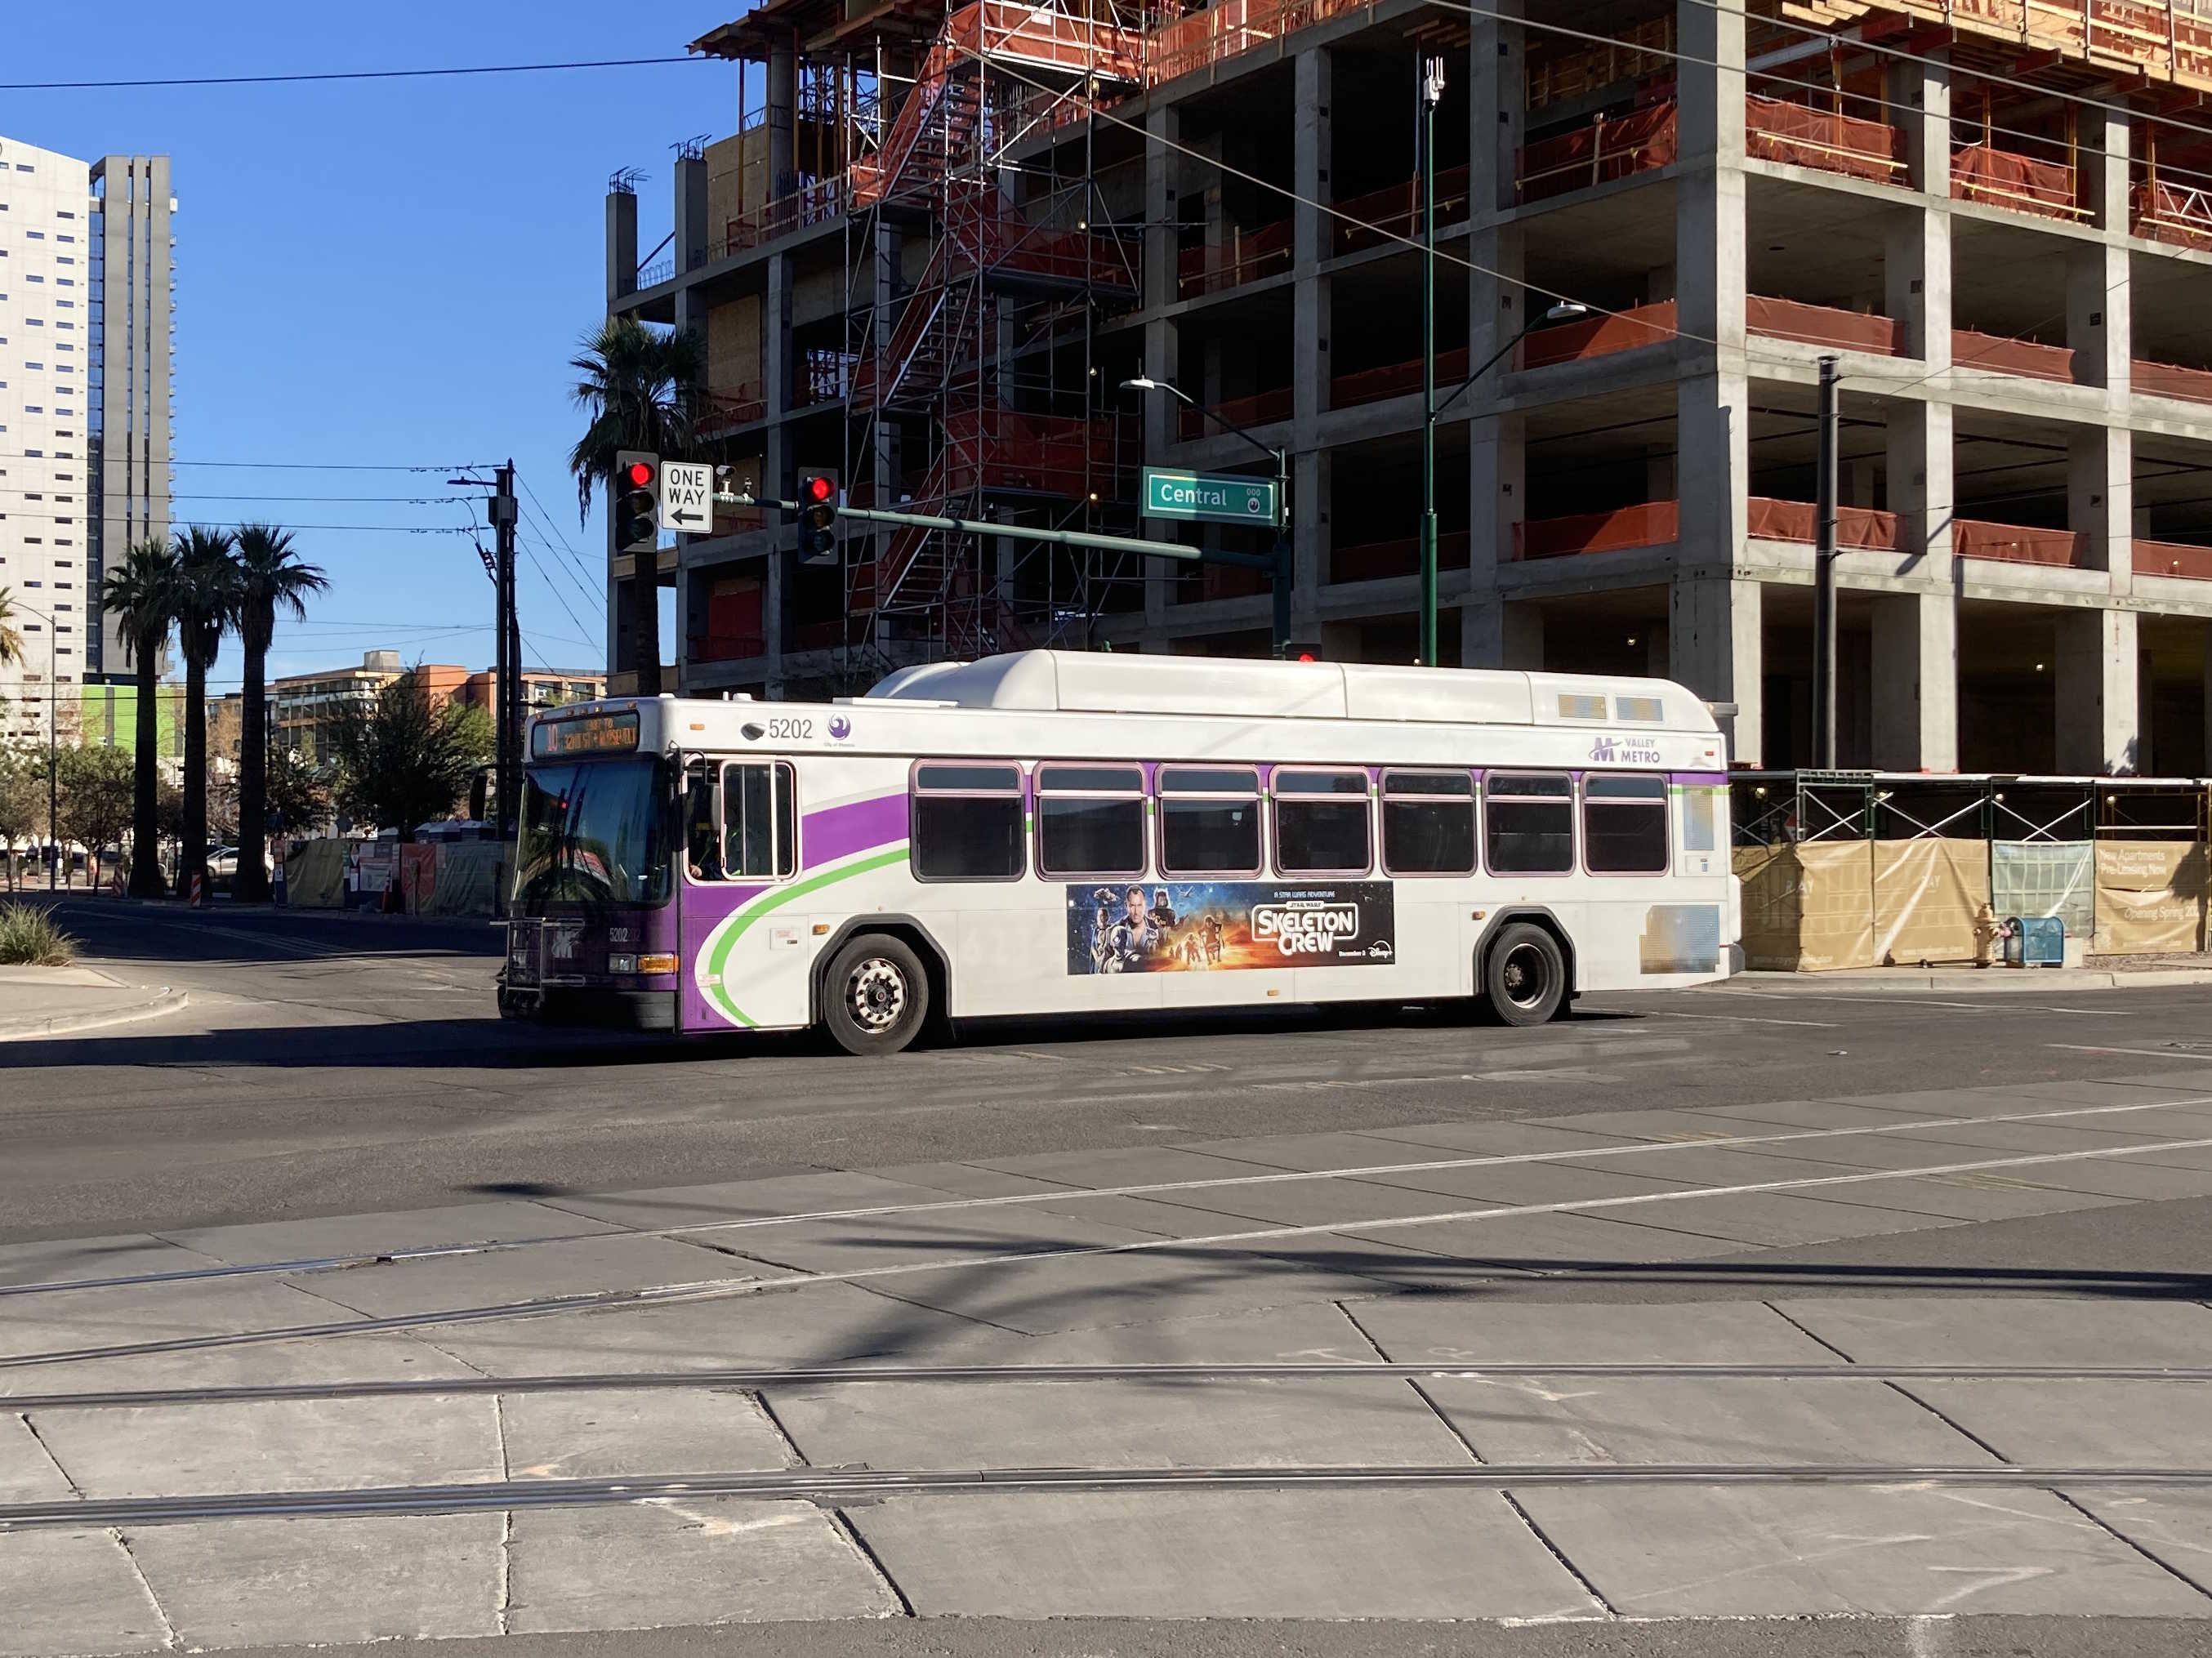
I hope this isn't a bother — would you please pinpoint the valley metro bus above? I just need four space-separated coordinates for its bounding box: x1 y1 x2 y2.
498 651 1738 1054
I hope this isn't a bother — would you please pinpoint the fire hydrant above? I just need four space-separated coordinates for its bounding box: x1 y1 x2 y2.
1973 902 2003 969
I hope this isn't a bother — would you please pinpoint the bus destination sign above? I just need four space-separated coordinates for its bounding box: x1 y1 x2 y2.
532 710 641 759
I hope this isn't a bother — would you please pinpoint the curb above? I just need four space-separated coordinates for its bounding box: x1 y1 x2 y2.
1732 969 2212 995
0 987 189 1043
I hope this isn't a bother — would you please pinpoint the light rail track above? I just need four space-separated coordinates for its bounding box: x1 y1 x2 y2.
5 1090 2208 1300
6 1462 2210 1532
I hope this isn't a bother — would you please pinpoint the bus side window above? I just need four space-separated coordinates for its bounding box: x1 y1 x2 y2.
1380 769 1475 875
1273 769 1371 876
1485 773 1574 874
720 761 796 880
1037 763 1147 878
912 762 1025 880
1157 766 1262 877
1582 773 1669 873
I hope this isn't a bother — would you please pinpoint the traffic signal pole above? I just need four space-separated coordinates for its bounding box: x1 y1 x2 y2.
1417 54 1445 668
489 461 521 839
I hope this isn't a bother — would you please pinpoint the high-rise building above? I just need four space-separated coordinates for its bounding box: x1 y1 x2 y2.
0 136 172 745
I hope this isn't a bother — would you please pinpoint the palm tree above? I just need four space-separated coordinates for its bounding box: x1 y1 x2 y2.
0 586 22 668
100 537 182 898
230 524 326 903
568 317 704 696
172 526 240 902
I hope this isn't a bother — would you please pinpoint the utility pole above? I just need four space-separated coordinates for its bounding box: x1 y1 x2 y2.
1812 356 1840 769
488 462 521 839
1417 52 1447 667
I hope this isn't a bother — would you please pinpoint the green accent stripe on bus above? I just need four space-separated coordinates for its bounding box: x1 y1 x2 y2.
703 845 912 1028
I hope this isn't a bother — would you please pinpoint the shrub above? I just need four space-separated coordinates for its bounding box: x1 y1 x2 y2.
0 902 74 966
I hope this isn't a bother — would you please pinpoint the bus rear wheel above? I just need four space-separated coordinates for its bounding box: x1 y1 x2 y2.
823 934 930 1056
1483 923 1566 1027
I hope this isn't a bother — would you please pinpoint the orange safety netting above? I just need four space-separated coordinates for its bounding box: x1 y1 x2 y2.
2134 540 2212 580
1514 501 1679 560
1746 497 1901 550
1951 144 2080 220
1746 296 1903 356
1954 519 2085 566
941 409 1124 497
1744 95 1907 183
1334 166 1473 255
1519 301 1678 369
1327 530 1470 582
2134 180 2212 251
1327 348 1467 412
1179 386 1292 438
2134 356 2212 405
1177 219 1294 297
1143 0 1375 86
1951 327 2077 383
1517 101 1679 203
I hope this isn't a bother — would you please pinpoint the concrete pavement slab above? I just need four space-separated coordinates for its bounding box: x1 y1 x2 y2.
2066 1489 2212 1593
846 1487 1602 1619
1356 1118 1664 1158
498 1388 794 1481
1168 1129 1496 1172
1358 1161 1713 1208
970 1144 1300 1188
707 1203 1162 1277
1904 1379 2212 1467
0 1276 368 1365
0 1331 483 1403
1097 1174 1511 1228
1340 1208 1758 1268
29 1393 502 1497
1424 1374 1996 1465
0 1528 165 1658
1776 1296 2212 1366
0 1412 73 1501
1666 1099 1952 1129
1346 1297 1838 1365
1999 1158 2212 1202
1877 1119 2212 1160
1579 1192 1964 1248
156 1201 623 1267
547 1171 982 1232
304 1234 759 1321
125 1513 500 1648
1512 1483 2212 1616
505 1500 897 1631
0 1232 227 1290
1773 1174 2126 1223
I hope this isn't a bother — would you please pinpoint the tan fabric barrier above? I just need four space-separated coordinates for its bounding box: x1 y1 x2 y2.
426 843 507 917
2093 841 2207 954
1873 838 1991 966
283 839 348 910
1733 842 1875 971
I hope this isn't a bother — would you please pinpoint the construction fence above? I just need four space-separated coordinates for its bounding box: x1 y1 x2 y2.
283 838 511 918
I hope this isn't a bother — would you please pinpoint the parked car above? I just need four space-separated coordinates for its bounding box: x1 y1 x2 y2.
204 846 275 890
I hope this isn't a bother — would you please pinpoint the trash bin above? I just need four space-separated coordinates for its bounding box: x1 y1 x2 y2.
2009 915 2064 969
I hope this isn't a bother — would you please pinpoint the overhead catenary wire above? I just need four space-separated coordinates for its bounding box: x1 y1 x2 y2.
0 56 707 91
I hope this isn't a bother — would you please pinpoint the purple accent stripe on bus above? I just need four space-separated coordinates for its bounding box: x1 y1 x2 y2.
1674 772 1731 785
803 793 909 871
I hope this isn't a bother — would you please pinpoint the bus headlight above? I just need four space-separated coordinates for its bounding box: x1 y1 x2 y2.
609 953 638 974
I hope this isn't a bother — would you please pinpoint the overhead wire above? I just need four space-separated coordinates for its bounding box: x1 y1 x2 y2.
0 57 707 92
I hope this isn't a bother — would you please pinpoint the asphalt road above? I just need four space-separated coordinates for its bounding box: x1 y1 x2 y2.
5 897 2210 1247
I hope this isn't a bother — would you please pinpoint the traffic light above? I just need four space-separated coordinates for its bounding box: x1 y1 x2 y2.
614 451 659 553
797 470 840 564
1282 640 1322 663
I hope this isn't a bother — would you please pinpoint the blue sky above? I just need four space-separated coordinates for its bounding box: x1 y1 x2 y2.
11 0 733 689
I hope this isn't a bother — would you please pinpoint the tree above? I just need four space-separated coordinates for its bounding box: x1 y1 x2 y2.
266 749 332 840
100 537 181 898
173 527 241 898
329 672 493 840
568 316 703 698
0 746 42 890
231 524 326 903
0 586 22 669
55 742 134 892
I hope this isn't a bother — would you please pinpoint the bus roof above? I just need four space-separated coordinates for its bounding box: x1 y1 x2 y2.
867 651 1718 734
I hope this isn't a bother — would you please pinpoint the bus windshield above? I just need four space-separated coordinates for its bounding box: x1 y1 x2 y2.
515 758 672 910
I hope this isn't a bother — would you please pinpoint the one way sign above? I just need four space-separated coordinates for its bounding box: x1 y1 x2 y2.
657 461 712 533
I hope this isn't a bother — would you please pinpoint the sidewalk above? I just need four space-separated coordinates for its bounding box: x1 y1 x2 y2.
0 964 188 1041
1734 962 2212 993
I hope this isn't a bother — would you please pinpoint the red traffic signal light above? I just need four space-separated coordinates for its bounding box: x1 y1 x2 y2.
803 474 834 505
626 459 655 488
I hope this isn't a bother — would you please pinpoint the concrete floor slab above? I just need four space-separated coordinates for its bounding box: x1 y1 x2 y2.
1904 1380 2212 1467
0 1231 225 1290
1514 1483 2212 1616
1341 1208 1755 1269
1423 1374 1995 1466
305 1234 759 1321
2066 1488 2212 1592
1348 1297 1838 1365
29 1394 501 1498
497 1388 793 1481
0 1275 367 1366
0 1528 165 1658
0 1331 483 1403
0 1411 74 1501
773 1374 1470 1471
1776 1297 2212 1366
126 1513 500 1648
505 1500 897 1630
158 1201 619 1267
551 1170 972 1232
847 1487 1601 1619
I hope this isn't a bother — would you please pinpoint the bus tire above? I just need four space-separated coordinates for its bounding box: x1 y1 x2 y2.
823 934 930 1056
1483 922 1566 1027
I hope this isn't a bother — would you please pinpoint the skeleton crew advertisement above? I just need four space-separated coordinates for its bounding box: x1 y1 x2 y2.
1065 881 1398 974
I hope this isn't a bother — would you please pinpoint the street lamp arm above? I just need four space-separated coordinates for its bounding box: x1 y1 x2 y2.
1123 377 1278 470
1434 322 1537 419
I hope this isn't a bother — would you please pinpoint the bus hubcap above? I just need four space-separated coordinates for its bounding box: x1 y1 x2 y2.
1501 943 1549 1009
848 959 908 1032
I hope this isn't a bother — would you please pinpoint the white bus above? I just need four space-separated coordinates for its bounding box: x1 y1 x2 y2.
500 651 1737 1054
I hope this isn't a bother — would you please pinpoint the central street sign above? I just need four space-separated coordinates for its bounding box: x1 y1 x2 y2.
1142 466 1281 528
658 461 713 533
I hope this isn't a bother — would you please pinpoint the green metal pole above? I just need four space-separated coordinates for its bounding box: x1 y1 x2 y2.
1418 57 1440 668
1272 446 1291 657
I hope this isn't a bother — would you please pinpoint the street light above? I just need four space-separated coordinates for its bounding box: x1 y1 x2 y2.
1419 297 1589 665
1120 377 1294 656
7 596 61 892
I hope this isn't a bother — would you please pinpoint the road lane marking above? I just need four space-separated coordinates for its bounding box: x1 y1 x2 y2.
2049 1045 2212 1061
1636 1010 1840 1028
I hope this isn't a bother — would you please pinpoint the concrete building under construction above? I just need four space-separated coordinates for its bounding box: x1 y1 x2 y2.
604 0 2212 774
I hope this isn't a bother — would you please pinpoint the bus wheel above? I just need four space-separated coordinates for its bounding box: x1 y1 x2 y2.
824 934 930 1056
1483 923 1565 1027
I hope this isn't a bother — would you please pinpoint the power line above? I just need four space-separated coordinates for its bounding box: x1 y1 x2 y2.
516 470 606 595
0 56 705 92
0 488 475 503
0 507 475 532
0 454 488 470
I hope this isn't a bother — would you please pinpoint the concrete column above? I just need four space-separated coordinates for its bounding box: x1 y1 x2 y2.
1293 48 1333 438
1467 223 1527 403
765 254 795 501
2079 103 2132 234
1889 49 1951 198
1144 103 1183 629
2069 426 2132 593
1675 0 1747 575
2067 240 2130 398
1871 592 1958 771
768 42 797 201
2201 626 2212 773
675 152 710 274
605 188 638 303
1293 449 1328 626
1884 206 1951 368
2055 607 2140 774
1676 0 1747 183
1886 400 1955 568
1462 599 1542 669
1468 411 1525 596
1469 1 1523 215
1670 576 1762 765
